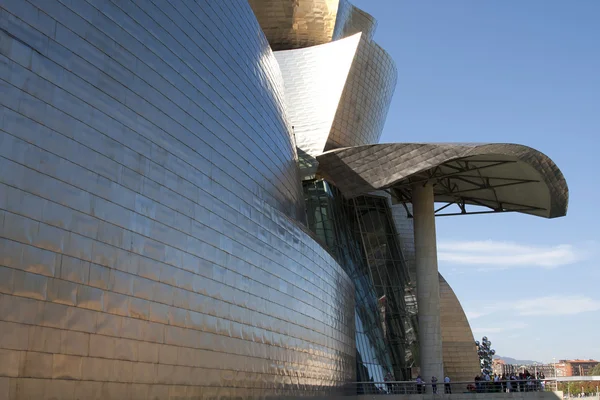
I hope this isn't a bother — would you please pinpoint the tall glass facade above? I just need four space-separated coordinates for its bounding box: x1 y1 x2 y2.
304 180 417 383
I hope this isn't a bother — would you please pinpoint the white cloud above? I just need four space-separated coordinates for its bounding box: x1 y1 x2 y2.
514 295 600 316
466 295 600 322
466 311 488 320
472 321 528 334
438 240 588 269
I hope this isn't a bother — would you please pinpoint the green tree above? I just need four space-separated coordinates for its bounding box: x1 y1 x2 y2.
589 363 600 376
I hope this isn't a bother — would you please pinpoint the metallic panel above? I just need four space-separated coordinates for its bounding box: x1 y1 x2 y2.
253 0 396 152
248 0 340 50
439 274 481 383
317 143 569 218
333 0 377 41
276 36 397 155
0 0 355 398
325 39 397 150
275 34 361 157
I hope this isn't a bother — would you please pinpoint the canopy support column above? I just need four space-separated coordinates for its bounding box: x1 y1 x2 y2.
412 183 444 384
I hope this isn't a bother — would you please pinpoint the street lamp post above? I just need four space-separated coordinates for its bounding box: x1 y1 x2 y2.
553 357 558 392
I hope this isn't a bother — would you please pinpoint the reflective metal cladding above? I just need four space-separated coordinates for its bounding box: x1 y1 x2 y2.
248 0 340 50
317 143 569 218
254 0 396 155
275 34 362 156
275 31 397 156
333 0 378 42
0 0 355 398
325 39 397 150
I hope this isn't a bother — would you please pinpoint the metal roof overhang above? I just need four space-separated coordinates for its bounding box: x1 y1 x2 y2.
316 143 569 218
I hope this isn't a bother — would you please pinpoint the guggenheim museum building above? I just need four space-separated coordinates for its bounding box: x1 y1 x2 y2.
0 0 568 398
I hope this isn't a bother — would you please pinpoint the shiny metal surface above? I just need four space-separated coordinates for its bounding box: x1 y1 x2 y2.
324 39 397 150
333 0 377 41
248 0 340 51
275 34 362 157
252 0 396 152
276 35 397 155
439 274 481 383
317 143 569 218
0 0 355 398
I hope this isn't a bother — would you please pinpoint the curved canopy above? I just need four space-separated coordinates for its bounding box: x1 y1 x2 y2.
316 143 569 218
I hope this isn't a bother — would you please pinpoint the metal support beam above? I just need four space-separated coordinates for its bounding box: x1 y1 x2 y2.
392 160 517 190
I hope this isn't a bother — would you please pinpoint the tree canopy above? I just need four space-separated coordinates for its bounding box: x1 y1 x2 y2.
588 363 600 376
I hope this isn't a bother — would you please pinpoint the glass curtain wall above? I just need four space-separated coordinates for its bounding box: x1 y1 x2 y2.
351 196 418 379
303 180 416 383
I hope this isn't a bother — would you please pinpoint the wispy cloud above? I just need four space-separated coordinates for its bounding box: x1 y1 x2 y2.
472 321 528 334
438 240 589 269
466 311 488 320
466 295 600 321
514 295 600 316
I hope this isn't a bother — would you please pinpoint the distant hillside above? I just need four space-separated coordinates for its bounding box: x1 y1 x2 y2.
494 355 541 365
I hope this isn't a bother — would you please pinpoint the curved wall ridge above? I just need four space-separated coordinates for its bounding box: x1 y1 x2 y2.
439 275 482 383
275 33 397 155
248 0 341 50
0 0 355 398
333 0 377 41
274 34 362 157
252 0 398 153
325 40 397 150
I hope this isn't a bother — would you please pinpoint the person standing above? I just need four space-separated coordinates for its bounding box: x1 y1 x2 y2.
384 372 395 394
416 376 424 394
432 376 438 394
444 376 452 394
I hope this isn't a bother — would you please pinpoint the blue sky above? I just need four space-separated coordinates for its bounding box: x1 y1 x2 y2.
352 0 600 363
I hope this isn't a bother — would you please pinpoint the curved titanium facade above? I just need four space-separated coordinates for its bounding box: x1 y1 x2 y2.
325 39 397 150
275 35 397 155
332 0 377 41
248 0 340 51
275 34 361 157
0 1 355 398
252 0 397 153
317 143 569 218
439 275 481 383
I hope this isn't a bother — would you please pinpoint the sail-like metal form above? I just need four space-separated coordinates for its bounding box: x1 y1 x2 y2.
317 143 568 218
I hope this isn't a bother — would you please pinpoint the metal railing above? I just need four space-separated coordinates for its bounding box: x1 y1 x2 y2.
346 380 558 395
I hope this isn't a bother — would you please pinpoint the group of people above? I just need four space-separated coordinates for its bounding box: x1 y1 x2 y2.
380 370 547 394
384 373 451 394
414 375 452 394
470 370 546 393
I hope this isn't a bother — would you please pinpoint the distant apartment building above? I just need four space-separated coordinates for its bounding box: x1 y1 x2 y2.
555 362 568 377
493 359 506 375
561 360 599 376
